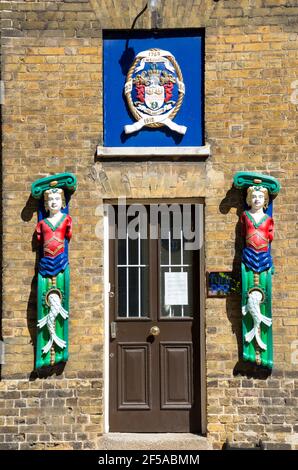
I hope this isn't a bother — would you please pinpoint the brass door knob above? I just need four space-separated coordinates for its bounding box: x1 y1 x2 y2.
149 326 160 336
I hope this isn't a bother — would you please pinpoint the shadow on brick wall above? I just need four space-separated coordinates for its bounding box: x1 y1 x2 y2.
0 62 3 380
21 195 39 368
219 186 271 380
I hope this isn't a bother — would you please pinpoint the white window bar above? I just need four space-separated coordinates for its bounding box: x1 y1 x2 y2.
168 229 172 318
126 226 129 318
118 264 147 268
181 228 184 318
160 264 190 268
138 230 141 318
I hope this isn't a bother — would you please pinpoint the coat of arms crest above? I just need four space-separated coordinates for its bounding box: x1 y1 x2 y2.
124 48 187 135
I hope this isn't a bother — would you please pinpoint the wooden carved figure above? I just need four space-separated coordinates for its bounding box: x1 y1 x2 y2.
233 172 280 368
31 173 77 368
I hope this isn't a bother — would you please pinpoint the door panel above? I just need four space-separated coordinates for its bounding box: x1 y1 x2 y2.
160 342 193 409
109 204 202 432
117 343 151 409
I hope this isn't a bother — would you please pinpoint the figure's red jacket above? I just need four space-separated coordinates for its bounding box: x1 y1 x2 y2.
36 214 72 258
240 211 274 252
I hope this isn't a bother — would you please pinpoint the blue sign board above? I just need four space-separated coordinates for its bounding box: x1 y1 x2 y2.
103 30 204 147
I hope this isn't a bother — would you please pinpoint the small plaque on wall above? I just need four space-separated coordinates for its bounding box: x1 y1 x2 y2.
207 272 240 297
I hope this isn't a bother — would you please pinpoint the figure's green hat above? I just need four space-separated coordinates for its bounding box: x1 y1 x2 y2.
31 173 77 199
233 172 280 195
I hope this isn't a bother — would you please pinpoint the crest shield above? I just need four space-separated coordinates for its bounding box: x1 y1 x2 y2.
124 48 187 135
144 84 165 111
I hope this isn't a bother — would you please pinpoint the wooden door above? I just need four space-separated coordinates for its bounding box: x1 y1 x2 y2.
109 204 202 432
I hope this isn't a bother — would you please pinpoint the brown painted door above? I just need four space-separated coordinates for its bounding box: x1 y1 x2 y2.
109 205 202 432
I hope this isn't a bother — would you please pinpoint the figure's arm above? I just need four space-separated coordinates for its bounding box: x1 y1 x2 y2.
65 215 72 241
35 221 43 244
240 212 246 238
268 217 274 243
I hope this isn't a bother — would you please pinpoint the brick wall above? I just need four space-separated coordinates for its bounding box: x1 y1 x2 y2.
1 0 298 449
0 377 102 449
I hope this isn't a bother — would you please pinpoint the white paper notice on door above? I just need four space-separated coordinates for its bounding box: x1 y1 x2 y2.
164 272 188 306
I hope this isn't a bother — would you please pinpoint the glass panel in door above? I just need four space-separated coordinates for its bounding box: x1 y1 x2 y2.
116 223 149 318
160 213 194 319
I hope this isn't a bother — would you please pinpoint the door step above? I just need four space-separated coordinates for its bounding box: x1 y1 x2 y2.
97 433 211 450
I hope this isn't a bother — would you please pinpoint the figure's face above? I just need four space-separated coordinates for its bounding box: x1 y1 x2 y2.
47 192 62 214
251 190 265 210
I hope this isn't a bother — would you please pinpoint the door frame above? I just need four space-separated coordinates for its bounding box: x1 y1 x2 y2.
103 198 207 434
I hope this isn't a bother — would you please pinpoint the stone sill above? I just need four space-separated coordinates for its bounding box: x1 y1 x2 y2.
96 144 211 159
97 433 211 450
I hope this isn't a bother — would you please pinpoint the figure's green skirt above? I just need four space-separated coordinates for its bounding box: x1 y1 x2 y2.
241 263 273 368
36 266 69 369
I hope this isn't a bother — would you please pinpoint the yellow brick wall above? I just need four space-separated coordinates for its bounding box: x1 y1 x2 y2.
1 0 298 450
